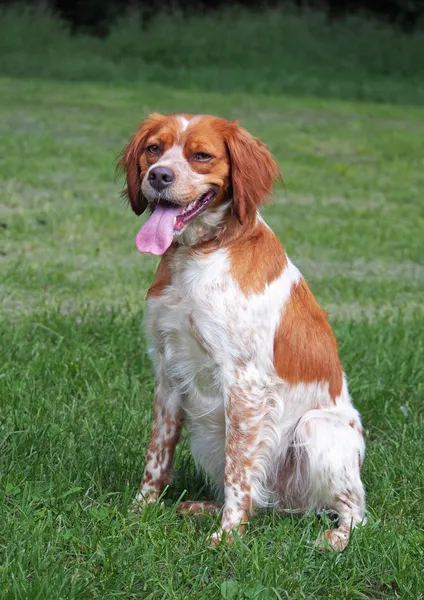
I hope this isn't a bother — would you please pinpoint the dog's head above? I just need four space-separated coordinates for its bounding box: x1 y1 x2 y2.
119 113 280 255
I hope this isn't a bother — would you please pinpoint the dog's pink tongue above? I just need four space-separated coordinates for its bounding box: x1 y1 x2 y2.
135 202 181 255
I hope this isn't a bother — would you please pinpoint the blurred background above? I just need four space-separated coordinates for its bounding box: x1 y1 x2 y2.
1 1 423 598
1 0 424 102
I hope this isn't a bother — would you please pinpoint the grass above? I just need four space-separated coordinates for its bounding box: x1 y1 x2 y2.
1 8 424 599
1 6 424 104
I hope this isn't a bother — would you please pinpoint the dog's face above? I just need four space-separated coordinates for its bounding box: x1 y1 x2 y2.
139 114 231 231
120 113 279 255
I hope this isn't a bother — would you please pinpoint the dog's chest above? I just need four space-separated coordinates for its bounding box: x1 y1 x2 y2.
147 278 223 399
146 261 229 481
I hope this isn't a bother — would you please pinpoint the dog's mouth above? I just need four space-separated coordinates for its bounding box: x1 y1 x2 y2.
135 189 217 256
173 190 216 232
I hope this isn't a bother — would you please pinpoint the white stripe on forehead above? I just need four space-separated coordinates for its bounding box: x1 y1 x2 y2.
177 114 202 136
178 116 190 132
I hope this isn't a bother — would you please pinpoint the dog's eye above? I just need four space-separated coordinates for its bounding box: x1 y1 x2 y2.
147 144 161 155
193 152 213 161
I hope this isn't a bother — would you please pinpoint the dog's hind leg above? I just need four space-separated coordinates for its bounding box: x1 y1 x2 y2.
291 406 366 551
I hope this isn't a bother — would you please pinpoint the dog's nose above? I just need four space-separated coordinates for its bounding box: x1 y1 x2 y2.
147 167 175 191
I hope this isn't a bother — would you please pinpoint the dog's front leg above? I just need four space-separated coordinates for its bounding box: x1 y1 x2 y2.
209 381 264 545
134 383 183 509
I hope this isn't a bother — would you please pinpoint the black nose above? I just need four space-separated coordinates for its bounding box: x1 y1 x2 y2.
147 167 175 192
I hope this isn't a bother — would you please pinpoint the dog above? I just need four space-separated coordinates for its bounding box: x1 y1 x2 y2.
120 113 365 550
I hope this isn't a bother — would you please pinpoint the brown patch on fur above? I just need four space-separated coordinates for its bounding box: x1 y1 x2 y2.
228 221 287 296
143 470 153 484
183 118 230 177
141 117 182 170
119 113 168 215
274 279 343 402
224 122 281 223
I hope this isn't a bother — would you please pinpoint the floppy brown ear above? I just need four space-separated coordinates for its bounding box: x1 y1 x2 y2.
119 113 164 215
226 123 280 223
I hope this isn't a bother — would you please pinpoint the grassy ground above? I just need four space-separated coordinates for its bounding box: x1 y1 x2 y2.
1 9 424 599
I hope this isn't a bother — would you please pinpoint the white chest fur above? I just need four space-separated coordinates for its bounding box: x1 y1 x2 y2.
145 250 230 400
145 250 234 482
148 290 221 399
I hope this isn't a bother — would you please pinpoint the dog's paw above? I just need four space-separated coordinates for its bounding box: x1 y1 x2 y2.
207 523 247 546
131 491 162 513
207 529 234 546
318 527 350 552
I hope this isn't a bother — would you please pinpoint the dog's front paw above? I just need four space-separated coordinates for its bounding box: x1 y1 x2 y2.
207 523 247 546
131 490 162 513
207 528 233 546
318 527 350 552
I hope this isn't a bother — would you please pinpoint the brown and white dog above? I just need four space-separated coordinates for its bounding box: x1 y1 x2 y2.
120 113 365 550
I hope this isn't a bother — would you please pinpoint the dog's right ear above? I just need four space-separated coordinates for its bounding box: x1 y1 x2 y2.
118 113 165 215
225 121 280 224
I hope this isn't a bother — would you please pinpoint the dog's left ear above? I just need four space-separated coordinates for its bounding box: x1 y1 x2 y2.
226 123 281 223
119 113 164 215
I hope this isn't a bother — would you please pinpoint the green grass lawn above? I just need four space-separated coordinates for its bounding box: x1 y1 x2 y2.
1 49 424 599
